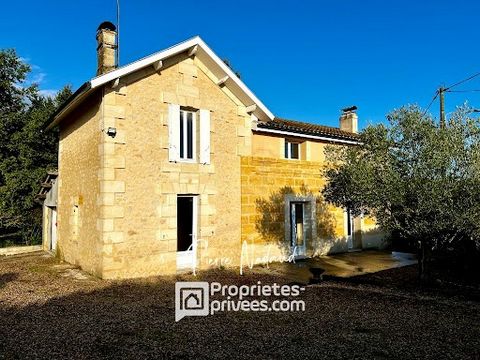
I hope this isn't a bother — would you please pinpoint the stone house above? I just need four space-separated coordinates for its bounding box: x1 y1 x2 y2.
44 22 382 279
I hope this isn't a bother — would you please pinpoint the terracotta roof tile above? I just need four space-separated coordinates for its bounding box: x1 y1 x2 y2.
257 117 359 141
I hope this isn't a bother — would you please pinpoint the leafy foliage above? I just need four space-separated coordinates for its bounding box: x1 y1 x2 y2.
323 105 480 277
222 59 241 79
0 49 71 244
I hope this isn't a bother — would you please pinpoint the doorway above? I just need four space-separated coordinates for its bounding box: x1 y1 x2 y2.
50 208 57 252
346 208 361 251
177 195 197 269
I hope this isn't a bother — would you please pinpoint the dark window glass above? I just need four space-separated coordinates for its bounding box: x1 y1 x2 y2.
187 112 193 159
347 208 352 236
179 111 184 158
291 143 299 159
284 141 289 158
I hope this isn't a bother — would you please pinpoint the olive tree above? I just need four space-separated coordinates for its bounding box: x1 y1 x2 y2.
323 105 480 279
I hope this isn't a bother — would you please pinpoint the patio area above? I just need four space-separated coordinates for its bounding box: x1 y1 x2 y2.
250 250 418 283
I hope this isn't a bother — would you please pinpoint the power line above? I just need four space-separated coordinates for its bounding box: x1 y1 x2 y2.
446 89 480 93
421 71 480 120
422 90 439 117
445 71 480 91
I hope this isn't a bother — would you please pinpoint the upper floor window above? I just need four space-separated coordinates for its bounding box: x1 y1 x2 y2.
285 140 300 159
168 104 211 164
179 109 196 160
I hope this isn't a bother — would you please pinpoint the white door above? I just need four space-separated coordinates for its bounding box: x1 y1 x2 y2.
176 196 197 270
290 202 306 258
50 208 57 252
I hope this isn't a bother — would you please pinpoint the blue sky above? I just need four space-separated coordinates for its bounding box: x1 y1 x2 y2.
1 0 479 129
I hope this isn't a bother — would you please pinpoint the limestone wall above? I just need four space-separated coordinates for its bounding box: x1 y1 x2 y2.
240 156 352 262
56 52 383 279
97 54 252 278
57 91 103 276
252 132 327 162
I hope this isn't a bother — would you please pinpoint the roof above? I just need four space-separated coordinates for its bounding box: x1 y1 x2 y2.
256 117 359 143
46 36 360 144
47 36 274 129
35 170 58 204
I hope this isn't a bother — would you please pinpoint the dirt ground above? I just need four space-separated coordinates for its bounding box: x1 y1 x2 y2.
0 253 479 359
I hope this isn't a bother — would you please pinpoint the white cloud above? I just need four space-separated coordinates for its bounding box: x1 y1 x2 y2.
31 72 46 84
19 55 58 98
39 89 58 98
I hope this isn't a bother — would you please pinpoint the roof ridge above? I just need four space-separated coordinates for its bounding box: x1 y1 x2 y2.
273 117 345 132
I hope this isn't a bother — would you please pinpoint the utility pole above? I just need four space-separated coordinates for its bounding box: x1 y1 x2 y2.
439 86 446 128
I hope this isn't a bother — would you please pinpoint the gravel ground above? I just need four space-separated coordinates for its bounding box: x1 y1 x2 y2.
0 253 479 359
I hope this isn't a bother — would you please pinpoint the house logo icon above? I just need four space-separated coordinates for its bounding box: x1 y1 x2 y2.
184 292 201 309
175 282 209 321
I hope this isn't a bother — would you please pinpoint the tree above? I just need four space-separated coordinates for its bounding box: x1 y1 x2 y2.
0 49 71 244
323 105 480 279
222 59 241 79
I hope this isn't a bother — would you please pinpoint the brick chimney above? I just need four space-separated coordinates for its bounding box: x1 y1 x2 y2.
96 21 117 76
339 106 358 133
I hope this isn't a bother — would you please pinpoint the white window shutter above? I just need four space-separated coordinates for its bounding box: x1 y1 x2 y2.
168 104 180 162
199 109 211 164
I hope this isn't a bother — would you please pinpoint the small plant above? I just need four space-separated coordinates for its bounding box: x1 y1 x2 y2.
21 224 41 246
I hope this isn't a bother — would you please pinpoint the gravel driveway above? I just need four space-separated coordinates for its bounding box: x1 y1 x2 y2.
0 253 479 359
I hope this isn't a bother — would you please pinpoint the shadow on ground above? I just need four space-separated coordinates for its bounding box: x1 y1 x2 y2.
0 272 17 289
0 253 479 359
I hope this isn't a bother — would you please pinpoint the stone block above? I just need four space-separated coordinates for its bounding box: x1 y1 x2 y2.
161 91 177 104
100 205 125 219
104 231 125 244
97 193 115 206
177 83 199 98
100 180 125 193
98 168 115 180
103 155 126 169
104 104 125 119
179 62 198 77
97 219 114 232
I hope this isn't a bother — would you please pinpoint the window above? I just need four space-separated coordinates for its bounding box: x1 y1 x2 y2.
179 109 196 160
285 140 300 159
168 104 210 164
346 207 352 236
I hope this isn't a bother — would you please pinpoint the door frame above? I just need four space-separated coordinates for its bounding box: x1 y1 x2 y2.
284 194 316 259
176 195 198 270
290 202 306 258
50 207 57 252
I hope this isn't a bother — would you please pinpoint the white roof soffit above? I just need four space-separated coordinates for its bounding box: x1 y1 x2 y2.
89 36 274 120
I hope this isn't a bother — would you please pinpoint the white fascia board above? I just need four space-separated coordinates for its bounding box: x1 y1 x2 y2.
46 86 94 130
89 36 275 121
90 37 199 88
195 38 274 120
254 127 360 145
